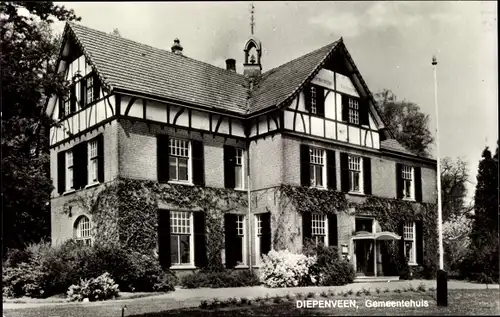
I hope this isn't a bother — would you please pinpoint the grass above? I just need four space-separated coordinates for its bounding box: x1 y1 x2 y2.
127 289 500 316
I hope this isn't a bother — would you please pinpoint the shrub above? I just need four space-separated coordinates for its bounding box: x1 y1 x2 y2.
67 272 119 302
259 250 317 288
2 262 47 298
304 242 355 286
180 269 260 289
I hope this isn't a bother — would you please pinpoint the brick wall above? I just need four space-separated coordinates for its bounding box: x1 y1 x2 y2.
249 135 283 190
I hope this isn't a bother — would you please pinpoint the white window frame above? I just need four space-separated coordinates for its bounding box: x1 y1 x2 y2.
404 222 417 265
348 98 359 125
169 211 195 268
348 155 364 194
235 215 247 266
234 148 245 190
311 213 329 246
168 138 192 184
402 165 415 200
85 75 94 106
254 214 262 265
75 216 92 246
66 150 74 191
310 147 326 188
310 86 317 114
88 139 99 185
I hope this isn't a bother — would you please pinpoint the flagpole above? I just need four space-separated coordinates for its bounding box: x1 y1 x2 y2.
433 55 447 306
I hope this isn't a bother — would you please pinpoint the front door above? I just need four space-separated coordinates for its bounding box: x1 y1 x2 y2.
355 240 375 276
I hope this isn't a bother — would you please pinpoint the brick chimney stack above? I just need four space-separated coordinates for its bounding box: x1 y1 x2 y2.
171 38 183 55
226 59 236 72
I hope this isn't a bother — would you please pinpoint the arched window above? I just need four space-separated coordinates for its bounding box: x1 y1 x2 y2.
74 216 92 246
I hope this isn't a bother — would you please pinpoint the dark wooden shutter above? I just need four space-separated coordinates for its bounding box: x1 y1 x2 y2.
316 86 325 116
73 142 88 190
303 85 312 112
416 221 424 265
193 211 207 268
396 163 403 199
340 152 349 192
80 78 86 108
341 95 349 122
300 144 310 187
327 214 338 248
398 221 405 264
363 157 372 195
302 212 312 246
97 134 104 183
414 167 422 202
224 213 238 268
360 99 369 126
223 145 236 189
70 84 77 113
191 140 205 186
58 97 64 119
57 151 66 194
158 210 171 269
157 135 169 183
326 150 336 190
260 212 271 256
93 73 100 100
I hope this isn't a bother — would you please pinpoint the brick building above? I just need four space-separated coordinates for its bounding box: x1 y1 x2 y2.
47 22 437 279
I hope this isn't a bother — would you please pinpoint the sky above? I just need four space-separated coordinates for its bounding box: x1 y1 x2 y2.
53 1 498 202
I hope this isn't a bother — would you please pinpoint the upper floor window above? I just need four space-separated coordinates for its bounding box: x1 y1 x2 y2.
86 75 94 104
402 165 414 199
348 98 359 125
66 151 74 191
404 222 416 264
396 163 421 201
75 216 92 246
311 213 328 246
224 146 245 189
341 95 367 125
234 148 244 189
305 84 324 117
309 147 325 188
88 139 99 184
310 86 317 114
348 155 362 193
169 138 190 182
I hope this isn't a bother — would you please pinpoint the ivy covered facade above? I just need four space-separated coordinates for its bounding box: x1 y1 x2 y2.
48 22 438 280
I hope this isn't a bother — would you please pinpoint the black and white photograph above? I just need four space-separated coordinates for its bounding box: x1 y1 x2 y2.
1 1 498 316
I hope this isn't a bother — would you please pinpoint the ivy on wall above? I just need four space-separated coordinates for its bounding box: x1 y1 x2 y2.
62 178 247 270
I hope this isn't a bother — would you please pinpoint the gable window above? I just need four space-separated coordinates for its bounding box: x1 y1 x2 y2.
348 98 359 124
170 211 194 266
66 151 74 191
88 139 98 184
169 138 190 182
310 86 317 114
224 146 245 189
235 215 247 266
86 75 94 105
305 84 324 117
310 147 325 188
63 94 71 118
311 213 328 246
75 216 92 246
404 222 416 264
402 165 414 200
348 155 362 193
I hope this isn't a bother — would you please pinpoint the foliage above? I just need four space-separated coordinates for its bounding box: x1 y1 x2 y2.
279 184 348 215
63 178 247 269
1 1 80 256
180 269 260 289
259 250 317 288
303 242 355 286
443 214 471 275
374 89 433 157
441 157 471 221
462 146 499 283
66 272 119 302
2 262 48 298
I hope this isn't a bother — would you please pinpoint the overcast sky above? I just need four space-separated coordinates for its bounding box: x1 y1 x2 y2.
54 1 497 201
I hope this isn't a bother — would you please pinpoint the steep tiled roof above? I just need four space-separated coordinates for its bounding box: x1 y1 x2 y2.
248 40 341 114
67 23 249 114
380 139 417 156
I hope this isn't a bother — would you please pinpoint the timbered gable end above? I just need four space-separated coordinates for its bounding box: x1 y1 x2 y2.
283 66 380 149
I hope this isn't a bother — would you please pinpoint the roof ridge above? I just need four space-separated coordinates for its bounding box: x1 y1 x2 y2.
67 22 247 80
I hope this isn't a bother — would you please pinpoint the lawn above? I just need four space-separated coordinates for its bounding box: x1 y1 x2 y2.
130 289 500 316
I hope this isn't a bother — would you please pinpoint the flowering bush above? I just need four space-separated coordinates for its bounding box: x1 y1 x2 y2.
67 272 119 302
259 250 317 288
303 242 355 286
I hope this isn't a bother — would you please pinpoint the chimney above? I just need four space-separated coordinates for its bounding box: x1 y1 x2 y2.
226 58 236 72
171 38 183 55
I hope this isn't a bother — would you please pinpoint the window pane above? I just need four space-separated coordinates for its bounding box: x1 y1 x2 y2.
179 235 190 264
315 165 323 186
235 165 242 188
170 235 179 265
169 157 177 180
236 236 243 264
178 158 188 181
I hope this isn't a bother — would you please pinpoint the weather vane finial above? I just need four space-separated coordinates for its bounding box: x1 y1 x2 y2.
250 2 255 35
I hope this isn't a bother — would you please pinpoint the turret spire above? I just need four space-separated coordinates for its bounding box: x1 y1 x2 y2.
250 3 255 35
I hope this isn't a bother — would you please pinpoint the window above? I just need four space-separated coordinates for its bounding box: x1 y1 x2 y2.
234 148 244 189
402 165 414 199
169 139 190 182
311 213 328 246
348 155 362 193
63 94 71 118
255 214 262 264
310 148 325 188
404 222 416 264
235 215 246 265
75 216 92 246
170 211 193 266
88 139 98 184
310 86 317 114
86 76 94 105
66 151 73 191
348 98 359 125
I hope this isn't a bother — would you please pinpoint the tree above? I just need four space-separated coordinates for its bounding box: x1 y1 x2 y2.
375 89 434 157
1 2 80 255
441 157 471 221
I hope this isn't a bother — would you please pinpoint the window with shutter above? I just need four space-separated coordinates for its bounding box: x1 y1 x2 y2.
256 212 271 265
224 146 245 189
309 147 326 188
168 138 190 183
169 211 194 267
311 213 328 246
